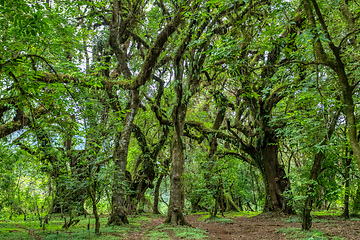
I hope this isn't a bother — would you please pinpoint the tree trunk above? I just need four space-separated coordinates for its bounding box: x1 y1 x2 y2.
225 192 242 212
302 0 360 179
165 128 190 226
153 174 164 214
165 98 190 225
343 151 350 219
108 90 140 225
204 137 223 218
301 110 339 230
259 133 293 214
353 185 360 213
108 139 130 225
128 178 153 214
89 183 100 235
164 10 208 224
204 91 228 218
338 1 360 176
127 125 168 214
250 165 258 211
302 152 323 230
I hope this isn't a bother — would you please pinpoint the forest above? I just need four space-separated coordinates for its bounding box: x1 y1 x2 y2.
1 0 360 239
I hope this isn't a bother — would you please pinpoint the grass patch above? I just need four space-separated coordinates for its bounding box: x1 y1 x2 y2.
2 214 150 240
189 212 208 215
196 211 261 221
128 214 152 227
206 217 234 224
37 224 135 240
312 218 332 223
0 230 35 240
1 214 208 239
285 216 300 223
277 227 346 240
197 214 211 221
100 224 134 235
312 210 342 217
225 211 261 218
0 222 19 230
151 224 209 239
130 215 151 221
173 227 208 239
199 216 234 224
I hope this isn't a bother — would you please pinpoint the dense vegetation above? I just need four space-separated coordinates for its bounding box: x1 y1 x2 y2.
1 0 360 237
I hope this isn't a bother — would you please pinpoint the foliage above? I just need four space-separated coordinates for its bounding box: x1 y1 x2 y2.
1 0 360 237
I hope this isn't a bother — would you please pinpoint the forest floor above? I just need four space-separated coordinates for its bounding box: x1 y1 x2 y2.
0 210 358 240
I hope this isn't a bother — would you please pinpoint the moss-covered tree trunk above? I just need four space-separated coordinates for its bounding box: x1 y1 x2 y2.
343 153 351 219
88 167 101 235
303 0 360 180
165 106 190 225
108 90 140 225
203 92 230 218
257 132 293 214
153 173 164 214
164 3 211 224
301 110 339 230
302 152 323 230
128 125 169 214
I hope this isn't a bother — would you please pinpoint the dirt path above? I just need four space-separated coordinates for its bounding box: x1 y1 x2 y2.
310 215 360 240
139 214 360 240
186 214 295 240
7 213 357 239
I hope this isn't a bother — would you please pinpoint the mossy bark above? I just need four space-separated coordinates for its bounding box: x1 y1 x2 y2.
165 125 191 226
301 152 323 230
257 133 294 214
108 90 140 225
153 174 164 214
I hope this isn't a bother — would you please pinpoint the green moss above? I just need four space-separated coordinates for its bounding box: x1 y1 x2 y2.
312 210 342 216
196 211 261 221
197 214 211 221
0 227 23 232
127 215 152 227
39 225 132 240
173 227 208 239
150 224 209 239
225 211 261 218
189 212 208 215
42 231 97 240
0 214 208 239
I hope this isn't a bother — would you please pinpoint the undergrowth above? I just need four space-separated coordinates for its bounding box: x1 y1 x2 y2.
278 227 346 240
312 210 342 217
146 224 208 239
196 211 261 221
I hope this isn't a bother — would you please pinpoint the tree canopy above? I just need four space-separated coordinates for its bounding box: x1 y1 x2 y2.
1 0 360 235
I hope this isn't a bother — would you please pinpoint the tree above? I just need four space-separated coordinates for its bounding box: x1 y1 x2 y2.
2 0 360 236
302 0 360 174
